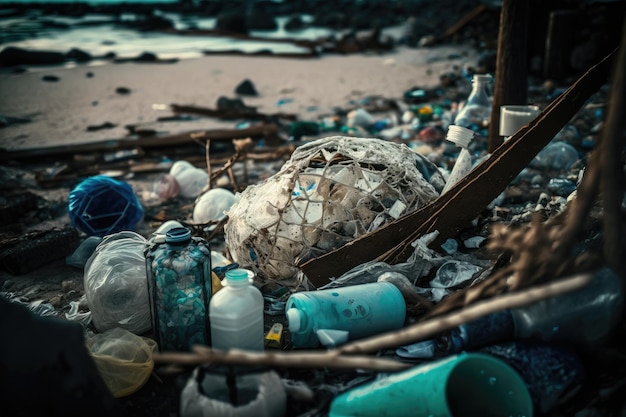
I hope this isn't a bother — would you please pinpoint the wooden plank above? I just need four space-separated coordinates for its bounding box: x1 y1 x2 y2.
0 123 281 162
300 49 616 288
488 0 530 152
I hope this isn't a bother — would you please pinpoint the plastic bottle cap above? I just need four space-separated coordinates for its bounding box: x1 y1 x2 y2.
165 227 191 243
474 74 492 84
286 308 301 332
225 268 250 282
446 125 474 148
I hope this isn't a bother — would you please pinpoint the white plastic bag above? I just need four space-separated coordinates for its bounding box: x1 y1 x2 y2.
84 231 151 334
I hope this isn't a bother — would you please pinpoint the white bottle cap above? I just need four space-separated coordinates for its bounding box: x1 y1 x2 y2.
474 74 493 84
446 125 474 148
286 308 302 332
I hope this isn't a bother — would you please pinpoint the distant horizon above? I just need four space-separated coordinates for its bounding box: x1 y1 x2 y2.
0 0 181 4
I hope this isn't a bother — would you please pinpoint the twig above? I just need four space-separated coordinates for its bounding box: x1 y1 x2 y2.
154 346 411 372
153 272 591 370
338 271 592 355
205 139 212 192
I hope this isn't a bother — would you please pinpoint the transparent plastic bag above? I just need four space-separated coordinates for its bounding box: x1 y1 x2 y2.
180 366 286 417
86 327 157 398
84 231 151 334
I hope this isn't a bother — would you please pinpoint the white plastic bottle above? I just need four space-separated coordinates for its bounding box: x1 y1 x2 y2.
210 268 264 351
441 125 475 194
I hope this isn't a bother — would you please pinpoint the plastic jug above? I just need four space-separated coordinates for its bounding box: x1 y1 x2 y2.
210 269 265 351
145 226 213 351
285 282 406 348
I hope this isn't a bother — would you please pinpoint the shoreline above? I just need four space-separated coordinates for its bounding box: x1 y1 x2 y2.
0 45 479 151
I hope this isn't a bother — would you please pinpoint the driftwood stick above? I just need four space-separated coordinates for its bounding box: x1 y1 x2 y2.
338 271 592 355
0 123 280 162
154 346 411 372
300 49 616 287
152 272 591 371
171 104 298 121
600 13 626 277
436 4 487 42
488 0 530 152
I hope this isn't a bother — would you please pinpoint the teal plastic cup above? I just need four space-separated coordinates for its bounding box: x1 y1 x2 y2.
329 352 533 417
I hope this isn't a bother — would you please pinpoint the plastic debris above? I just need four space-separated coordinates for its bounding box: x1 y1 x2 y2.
83 231 151 334
193 188 237 225
224 136 443 285
68 175 144 237
180 366 286 417
328 352 532 417
145 227 213 351
86 327 157 398
285 281 406 348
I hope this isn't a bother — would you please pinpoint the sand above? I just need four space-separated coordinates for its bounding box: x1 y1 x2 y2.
0 45 478 151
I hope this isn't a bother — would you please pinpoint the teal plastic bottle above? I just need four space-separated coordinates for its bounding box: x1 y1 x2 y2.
146 226 212 351
285 282 406 348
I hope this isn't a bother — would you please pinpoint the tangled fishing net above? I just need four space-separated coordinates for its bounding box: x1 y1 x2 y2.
225 136 444 286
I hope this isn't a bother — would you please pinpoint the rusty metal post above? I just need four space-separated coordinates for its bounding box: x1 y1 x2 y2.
488 0 530 153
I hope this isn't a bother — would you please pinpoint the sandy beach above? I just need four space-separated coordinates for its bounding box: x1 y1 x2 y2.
0 45 478 151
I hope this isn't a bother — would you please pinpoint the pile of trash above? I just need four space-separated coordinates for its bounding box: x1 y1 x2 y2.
1 62 625 417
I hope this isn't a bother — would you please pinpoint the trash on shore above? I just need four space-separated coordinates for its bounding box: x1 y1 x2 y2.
0 4 624 415
224 135 443 287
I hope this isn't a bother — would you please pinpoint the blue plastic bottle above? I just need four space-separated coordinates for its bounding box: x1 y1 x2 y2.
285 282 406 348
146 227 213 351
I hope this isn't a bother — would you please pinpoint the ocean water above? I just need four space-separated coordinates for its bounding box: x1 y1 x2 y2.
0 0 361 63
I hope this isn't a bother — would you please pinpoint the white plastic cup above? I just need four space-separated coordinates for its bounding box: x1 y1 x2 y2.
499 105 540 138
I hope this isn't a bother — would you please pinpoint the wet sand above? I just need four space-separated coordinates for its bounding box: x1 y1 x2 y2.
0 45 478 151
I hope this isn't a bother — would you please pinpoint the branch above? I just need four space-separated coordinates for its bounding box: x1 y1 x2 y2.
153 272 592 371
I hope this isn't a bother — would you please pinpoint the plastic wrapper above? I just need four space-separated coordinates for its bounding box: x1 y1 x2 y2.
86 327 157 398
84 231 151 334
225 136 443 286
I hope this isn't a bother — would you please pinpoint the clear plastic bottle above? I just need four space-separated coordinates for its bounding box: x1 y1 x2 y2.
210 268 265 351
454 74 492 131
396 267 623 359
285 282 406 348
441 125 475 194
145 226 213 351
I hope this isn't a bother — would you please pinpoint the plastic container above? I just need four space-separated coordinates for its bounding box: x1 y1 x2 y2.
397 268 623 359
328 352 533 417
511 267 623 347
285 282 406 348
441 125 475 194
530 141 579 171
170 160 209 198
499 105 540 139
210 268 264 351
145 226 213 351
180 366 286 417
453 74 492 131
193 188 237 224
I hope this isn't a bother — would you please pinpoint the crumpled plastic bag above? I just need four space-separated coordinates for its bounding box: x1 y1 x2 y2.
86 327 157 398
84 231 151 334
